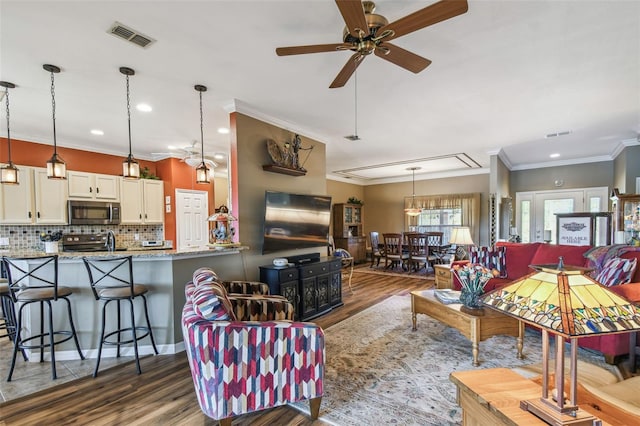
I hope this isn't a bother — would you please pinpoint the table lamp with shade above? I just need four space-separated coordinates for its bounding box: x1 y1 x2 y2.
449 226 474 260
481 262 640 426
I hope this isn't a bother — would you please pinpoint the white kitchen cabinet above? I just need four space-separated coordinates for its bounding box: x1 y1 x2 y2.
68 171 120 201
120 179 164 224
0 166 34 224
33 168 68 224
0 166 67 224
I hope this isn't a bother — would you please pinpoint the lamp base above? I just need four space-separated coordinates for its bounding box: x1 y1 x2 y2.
520 399 602 426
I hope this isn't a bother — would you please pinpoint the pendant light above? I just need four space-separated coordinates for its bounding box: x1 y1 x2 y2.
43 64 66 179
120 67 140 179
0 81 19 184
405 166 422 216
194 84 210 184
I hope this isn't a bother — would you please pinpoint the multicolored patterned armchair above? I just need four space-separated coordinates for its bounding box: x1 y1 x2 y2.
182 268 325 425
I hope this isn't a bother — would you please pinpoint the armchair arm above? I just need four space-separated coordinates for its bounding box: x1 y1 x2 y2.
228 294 295 321
182 315 324 421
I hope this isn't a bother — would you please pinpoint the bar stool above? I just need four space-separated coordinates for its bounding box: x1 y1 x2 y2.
82 255 158 377
2 255 85 381
0 277 28 361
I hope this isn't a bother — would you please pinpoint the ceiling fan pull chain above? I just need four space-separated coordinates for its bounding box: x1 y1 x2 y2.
354 70 358 137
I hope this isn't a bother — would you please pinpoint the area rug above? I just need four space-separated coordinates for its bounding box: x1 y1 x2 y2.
352 264 434 280
292 294 617 425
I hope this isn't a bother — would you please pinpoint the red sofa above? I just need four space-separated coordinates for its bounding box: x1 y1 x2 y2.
452 241 640 363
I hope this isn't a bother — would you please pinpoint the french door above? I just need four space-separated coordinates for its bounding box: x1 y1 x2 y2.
515 187 608 243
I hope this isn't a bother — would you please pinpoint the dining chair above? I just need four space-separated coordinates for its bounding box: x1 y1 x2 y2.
2 255 85 381
426 232 445 266
334 248 354 293
369 231 384 268
382 233 409 270
83 255 158 377
405 233 429 273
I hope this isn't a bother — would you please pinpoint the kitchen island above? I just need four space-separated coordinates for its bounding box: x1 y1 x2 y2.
1 246 248 360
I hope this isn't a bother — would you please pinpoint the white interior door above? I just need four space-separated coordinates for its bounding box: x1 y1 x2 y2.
516 187 608 243
175 190 208 250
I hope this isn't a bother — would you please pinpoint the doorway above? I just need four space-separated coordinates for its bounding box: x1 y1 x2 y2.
175 189 209 250
515 187 608 243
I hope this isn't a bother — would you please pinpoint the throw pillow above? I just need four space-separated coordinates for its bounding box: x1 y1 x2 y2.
594 257 638 287
192 267 219 287
192 282 237 321
469 246 507 278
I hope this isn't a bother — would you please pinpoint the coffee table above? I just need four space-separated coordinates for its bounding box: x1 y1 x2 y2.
411 289 524 366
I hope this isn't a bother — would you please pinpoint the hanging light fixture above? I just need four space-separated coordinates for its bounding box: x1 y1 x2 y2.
405 166 422 216
0 81 19 184
194 84 210 184
120 67 140 179
43 64 66 179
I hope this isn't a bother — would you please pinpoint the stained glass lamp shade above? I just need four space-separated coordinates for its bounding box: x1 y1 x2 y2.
481 264 640 425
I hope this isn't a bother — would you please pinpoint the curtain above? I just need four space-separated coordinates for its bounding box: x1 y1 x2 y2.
404 193 481 242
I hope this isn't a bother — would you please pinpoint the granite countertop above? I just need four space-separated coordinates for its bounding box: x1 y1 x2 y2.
0 245 247 259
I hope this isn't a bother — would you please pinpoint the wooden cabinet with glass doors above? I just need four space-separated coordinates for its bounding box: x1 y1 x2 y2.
611 189 640 246
333 203 366 263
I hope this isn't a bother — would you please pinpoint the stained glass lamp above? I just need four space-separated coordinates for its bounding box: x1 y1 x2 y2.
481 263 640 426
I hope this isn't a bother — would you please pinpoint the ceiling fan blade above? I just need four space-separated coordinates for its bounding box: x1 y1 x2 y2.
375 43 432 73
276 43 351 56
378 0 468 41
329 53 365 88
335 0 369 39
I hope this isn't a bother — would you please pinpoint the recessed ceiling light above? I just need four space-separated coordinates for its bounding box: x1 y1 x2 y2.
213 153 225 160
136 103 152 112
167 145 177 150
90 129 104 136
550 153 560 158
217 127 229 134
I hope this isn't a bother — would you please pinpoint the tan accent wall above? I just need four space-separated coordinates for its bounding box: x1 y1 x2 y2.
232 112 327 280
360 174 491 246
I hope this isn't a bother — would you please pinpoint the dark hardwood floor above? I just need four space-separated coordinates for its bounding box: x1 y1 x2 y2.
0 269 432 425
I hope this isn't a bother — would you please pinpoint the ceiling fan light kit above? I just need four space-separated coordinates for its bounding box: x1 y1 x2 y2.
120 66 140 179
43 64 67 180
276 0 468 88
194 84 210 184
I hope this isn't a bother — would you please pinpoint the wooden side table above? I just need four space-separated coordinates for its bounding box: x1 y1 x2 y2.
434 264 453 289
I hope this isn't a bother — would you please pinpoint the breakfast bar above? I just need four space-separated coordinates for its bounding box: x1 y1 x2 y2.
2 247 247 360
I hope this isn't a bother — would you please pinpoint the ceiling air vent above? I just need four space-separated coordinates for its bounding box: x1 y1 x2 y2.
108 22 156 48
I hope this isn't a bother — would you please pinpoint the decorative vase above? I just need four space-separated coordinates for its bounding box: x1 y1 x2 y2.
460 287 484 310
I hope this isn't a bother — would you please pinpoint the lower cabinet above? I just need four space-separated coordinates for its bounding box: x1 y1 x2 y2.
259 257 342 321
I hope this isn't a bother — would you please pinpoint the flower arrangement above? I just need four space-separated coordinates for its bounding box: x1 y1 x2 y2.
452 263 498 309
452 263 498 293
39 231 63 242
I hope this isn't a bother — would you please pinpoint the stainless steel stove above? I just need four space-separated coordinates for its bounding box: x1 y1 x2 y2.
62 233 109 252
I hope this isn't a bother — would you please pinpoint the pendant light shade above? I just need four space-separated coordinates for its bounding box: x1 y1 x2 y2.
0 81 19 184
43 64 66 179
120 67 140 179
405 167 422 216
194 84 210 184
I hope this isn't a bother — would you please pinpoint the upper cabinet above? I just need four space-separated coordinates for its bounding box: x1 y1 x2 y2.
120 179 164 224
68 171 120 201
0 166 68 224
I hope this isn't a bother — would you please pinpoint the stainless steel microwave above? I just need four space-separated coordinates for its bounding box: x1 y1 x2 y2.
68 200 121 225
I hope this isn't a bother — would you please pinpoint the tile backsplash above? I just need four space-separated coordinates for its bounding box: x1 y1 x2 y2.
0 225 164 251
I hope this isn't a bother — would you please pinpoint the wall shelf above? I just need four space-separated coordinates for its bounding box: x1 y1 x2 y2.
262 164 306 176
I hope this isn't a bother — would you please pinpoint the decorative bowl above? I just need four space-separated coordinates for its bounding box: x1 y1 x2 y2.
273 258 288 267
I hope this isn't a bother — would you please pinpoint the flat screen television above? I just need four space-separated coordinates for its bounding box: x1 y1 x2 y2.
262 191 332 254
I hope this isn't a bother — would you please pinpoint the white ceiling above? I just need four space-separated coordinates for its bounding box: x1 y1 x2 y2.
1 0 638 184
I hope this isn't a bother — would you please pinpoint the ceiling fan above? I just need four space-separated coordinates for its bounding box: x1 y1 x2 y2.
152 141 218 168
275 0 468 88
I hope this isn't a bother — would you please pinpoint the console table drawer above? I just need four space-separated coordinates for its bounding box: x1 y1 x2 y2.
278 268 298 282
300 263 330 276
